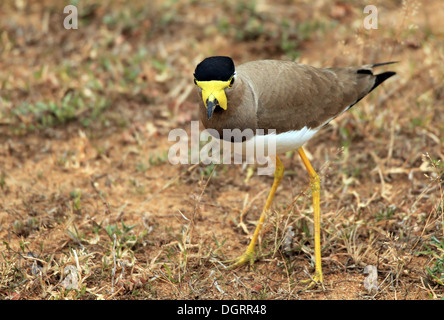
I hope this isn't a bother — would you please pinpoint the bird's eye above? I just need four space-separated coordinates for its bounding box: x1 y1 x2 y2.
228 77 235 88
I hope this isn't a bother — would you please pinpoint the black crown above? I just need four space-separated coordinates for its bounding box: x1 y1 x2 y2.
194 56 235 81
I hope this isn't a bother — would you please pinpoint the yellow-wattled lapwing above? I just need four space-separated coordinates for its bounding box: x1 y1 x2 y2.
193 56 396 285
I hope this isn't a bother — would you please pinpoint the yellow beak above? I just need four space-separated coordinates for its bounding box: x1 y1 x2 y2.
195 79 230 119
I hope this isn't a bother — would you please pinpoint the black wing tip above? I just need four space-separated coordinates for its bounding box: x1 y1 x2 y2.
371 71 396 92
357 61 399 75
371 61 399 68
346 69 396 112
357 69 373 75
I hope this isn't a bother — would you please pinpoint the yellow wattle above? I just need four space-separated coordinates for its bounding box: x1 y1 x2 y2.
195 80 230 110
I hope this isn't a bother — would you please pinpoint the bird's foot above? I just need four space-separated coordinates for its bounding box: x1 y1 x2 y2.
224 249 256 270
300 270 324 289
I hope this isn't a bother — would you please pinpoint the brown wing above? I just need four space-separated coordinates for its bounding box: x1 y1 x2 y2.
237 60 395 133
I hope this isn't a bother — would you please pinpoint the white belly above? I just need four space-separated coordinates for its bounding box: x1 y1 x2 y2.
250 126 319 156
199 126 319 175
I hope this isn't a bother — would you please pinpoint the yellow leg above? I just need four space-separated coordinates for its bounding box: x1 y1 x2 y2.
298 147 323 285
227 155 284 269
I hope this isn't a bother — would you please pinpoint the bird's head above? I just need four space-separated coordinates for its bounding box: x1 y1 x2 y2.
193 56 235 120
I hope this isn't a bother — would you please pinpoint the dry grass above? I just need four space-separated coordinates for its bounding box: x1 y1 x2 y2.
0 0 443 300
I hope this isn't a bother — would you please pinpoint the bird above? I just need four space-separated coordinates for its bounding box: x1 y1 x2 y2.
193 56 396 285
